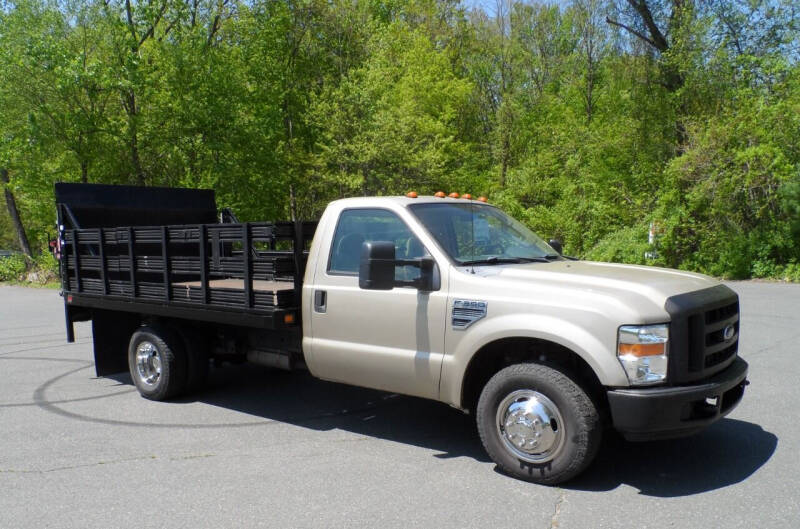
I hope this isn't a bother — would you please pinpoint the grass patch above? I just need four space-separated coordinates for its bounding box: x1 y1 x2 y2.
0 279 61 289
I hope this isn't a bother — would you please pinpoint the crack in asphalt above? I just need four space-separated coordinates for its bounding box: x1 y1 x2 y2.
0 388 135 408
743 331 800 358
0 356 90 363
549 489 566 529
0 454 216 474
0 331 89 346
0 340 91 356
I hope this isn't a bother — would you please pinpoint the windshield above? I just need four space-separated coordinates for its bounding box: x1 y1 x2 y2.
408 202 559 265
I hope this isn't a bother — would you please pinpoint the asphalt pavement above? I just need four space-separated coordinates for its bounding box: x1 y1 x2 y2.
0 281 797 528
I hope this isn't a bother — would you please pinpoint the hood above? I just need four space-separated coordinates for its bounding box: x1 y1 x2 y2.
456 260 720 321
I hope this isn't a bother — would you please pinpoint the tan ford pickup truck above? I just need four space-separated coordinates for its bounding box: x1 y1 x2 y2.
57 183 748 484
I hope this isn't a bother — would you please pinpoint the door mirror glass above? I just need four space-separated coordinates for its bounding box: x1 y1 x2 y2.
359 241 396 290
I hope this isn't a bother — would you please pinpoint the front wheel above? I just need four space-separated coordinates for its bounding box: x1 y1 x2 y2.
476 363 602 484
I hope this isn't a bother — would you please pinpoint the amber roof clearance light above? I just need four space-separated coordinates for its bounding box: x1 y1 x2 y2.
406 191 418 198
477 196 488 203
448 192 460 198
434 191 446 198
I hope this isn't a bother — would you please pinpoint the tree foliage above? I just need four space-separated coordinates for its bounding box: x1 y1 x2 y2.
0 0 798 279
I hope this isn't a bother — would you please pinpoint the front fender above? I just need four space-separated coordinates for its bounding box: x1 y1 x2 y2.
439 313 628 408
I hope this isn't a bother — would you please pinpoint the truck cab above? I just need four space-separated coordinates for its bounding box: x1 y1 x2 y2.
302 195 748 483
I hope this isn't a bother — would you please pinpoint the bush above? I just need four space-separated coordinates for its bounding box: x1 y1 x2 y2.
584 225 651 265
0 254 28 281
783 263 800 282
31 252 59 282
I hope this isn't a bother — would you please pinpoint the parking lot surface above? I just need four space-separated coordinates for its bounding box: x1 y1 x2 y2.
1 282 797 528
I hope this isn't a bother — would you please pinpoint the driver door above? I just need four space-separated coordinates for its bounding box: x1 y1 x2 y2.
307 208 447 399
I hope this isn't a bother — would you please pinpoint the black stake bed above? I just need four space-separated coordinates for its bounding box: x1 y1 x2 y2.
55 183 316 330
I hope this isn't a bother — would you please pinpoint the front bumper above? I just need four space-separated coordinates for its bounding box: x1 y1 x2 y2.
607 357 748 441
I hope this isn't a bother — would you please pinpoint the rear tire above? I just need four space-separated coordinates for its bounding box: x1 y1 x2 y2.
476 363 602 485
128 325 187 400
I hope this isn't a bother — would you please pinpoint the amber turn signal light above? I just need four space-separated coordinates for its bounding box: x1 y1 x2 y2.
618 343 665 357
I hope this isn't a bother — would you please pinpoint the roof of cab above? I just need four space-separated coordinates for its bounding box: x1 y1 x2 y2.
327 195 489 208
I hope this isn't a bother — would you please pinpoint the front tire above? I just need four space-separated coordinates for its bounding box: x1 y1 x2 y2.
128 325 187 401
476 363 602 484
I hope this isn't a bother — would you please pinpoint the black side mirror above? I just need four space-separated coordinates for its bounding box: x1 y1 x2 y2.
359 241 439 291
548 239 563 255
359 241 396 290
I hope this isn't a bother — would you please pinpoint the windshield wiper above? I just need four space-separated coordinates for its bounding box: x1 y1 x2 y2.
459 256 549 266
543 254 561 260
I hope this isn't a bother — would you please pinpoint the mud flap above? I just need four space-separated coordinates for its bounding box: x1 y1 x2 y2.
91 310 140 376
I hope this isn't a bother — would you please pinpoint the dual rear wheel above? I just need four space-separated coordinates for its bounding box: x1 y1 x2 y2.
128 324 209 400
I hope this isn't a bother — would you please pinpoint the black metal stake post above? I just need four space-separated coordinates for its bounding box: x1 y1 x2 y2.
56 204 67 292
127 227 137 299
71 229 81 293
161 226 170 302
243 223 253 309
58 204 75 343
199 224 209 305
211 228 220 274
98 228 108 295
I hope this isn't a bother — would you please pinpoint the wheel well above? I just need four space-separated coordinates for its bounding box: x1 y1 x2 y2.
460 337 607 414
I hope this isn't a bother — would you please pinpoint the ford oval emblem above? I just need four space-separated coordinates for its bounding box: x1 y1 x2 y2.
723 324 735 341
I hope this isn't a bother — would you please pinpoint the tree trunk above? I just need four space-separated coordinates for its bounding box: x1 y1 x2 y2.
126 91 145 185
500 133 510 188
1 168 33 257
80 159 89 184
289 184 297 222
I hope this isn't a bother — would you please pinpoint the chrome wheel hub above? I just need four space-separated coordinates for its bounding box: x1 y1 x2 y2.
496 390 565 463
135 341 162 387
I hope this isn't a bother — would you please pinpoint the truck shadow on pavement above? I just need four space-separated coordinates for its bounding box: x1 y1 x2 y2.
118 363 776 496
565 418 777 497
174 364 492 463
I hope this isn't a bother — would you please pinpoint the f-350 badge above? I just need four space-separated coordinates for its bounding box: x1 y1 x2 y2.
452 299 488 330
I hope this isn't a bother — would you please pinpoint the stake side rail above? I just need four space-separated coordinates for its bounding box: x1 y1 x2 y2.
59 220 317 330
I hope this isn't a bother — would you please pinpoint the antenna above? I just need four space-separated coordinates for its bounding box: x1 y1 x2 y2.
469 194 476 274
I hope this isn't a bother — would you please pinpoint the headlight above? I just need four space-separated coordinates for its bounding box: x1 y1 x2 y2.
617 324 669 385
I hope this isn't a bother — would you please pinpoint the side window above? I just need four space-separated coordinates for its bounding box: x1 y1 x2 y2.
328 208 428 280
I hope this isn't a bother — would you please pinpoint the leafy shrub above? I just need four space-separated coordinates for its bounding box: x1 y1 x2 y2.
32 252 59 282
783 263 800 282
584 225 651 265
0 254 28 281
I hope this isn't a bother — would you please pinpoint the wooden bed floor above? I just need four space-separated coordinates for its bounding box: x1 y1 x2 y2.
174 278 295 293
